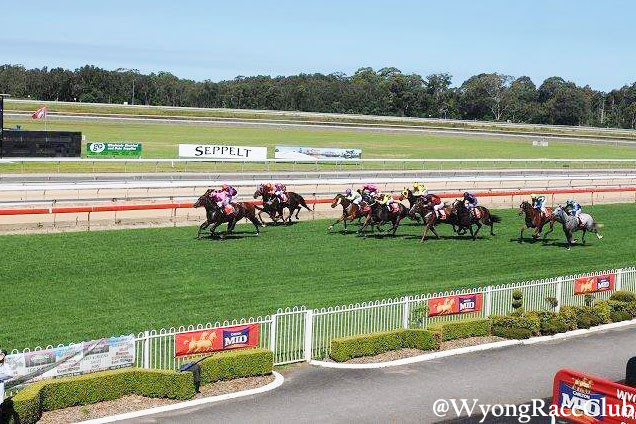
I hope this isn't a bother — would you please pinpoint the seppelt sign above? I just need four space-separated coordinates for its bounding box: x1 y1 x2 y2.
552 369 636 423
174 324 259 358
178 144 267 160
428 293 483 317
574 273 616 295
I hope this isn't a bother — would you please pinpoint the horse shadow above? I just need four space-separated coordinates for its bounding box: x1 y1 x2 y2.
198 230 260 240
404 234 486 241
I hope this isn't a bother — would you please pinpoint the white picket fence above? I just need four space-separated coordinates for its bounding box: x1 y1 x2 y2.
11 267 636 369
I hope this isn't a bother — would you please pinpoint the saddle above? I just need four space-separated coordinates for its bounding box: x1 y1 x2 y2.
361 205 372 215
437 210 447 221
472 208 482 219
223 205 236 215
389 203 400 213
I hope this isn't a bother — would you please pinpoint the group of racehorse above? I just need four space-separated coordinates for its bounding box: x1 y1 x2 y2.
192 184 603 249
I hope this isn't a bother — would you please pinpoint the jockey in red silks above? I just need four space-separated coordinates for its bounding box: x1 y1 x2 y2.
424 193 444 218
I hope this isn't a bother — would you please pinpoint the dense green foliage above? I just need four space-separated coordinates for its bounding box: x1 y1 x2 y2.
490 314 541 339
0 204 634 350
1 368 195 424
329 329 440 362
198 349 273 384
429 319 492 341
2 65 636 128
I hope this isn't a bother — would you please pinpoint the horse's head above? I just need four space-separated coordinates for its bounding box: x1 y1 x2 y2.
253 185 263 199
330 194 342 208
518 201 530 216
193 189 213 208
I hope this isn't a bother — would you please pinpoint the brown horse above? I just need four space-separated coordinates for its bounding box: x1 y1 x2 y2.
328 194 368 231
452 200 502 239
410 197 460 242
358 200 410 236
253 185 312 225
518 200 554 242
193 190 262 238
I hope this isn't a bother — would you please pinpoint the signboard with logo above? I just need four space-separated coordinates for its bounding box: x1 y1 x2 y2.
574 274 616 295
274 145 362 160
552 369 636 423
428 293 483 317
174 324 260 358
178 144 267 160
2 335 135 385
87 142 142 157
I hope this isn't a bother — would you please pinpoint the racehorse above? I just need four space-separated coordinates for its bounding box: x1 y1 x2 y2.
193 190 262 238
358 200 410 236
253 185 313 225
400 189 423 223
548 206 603 250
518 200 554 242
328 194 369 231
409 197 460 242
452 200 502 238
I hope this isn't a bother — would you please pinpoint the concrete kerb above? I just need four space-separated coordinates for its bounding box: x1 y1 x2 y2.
309 319 636 369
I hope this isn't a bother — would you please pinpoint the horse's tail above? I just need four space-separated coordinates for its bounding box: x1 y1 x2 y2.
299 195 313 211
489 214 502 223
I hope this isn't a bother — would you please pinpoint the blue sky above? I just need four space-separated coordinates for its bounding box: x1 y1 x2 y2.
1 0 633 90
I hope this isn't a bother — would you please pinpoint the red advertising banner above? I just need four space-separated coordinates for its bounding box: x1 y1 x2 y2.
552 369 636 423
428 293 483 317
574 274 616 295
174 324 259 358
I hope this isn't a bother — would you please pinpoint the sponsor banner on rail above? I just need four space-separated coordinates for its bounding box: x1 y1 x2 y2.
174 324 259 358
428 293 483 316
574 273 616 295
2 335 135 385
178 144 267 160
552 369 636 423
274 145 362 160
87 142 142 157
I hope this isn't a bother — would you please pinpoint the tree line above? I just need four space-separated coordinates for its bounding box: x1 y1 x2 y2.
1 64 635 129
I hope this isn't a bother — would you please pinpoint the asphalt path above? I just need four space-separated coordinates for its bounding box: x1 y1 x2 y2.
127 325 635 424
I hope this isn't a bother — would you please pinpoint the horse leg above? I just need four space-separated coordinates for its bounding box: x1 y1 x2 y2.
295 206 301 220
329 215 346 231
582 230 586 245
197 220 209 239
543 221 554 240
519 226 525 243
472 222 482 240
209 222 221 239
247 215 261 235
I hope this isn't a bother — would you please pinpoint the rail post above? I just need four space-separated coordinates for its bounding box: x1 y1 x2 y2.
615 268 623 291
143 330 151 369
402 296 410 329
269 314 277 356
484 286 492 317
555 277 563 313
304 309 313 362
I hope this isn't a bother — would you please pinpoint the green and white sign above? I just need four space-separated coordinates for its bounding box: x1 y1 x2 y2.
87 142 142 157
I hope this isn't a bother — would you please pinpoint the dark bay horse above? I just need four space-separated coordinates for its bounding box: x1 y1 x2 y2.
548 206 603 250
452 200 502 239
358 201 410 236
409 197 460 242
399 189 423 223
193 190 262 238
518 200 554 242
328 194 369 231
253 185 312 225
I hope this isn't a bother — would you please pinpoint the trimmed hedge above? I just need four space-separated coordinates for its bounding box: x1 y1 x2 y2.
609 290 636 303
596 300 636 322
198 349 273 384
3 368 195 424
2 348 274 424
330 329 440 362
535 311 574 335
429 318 492 341
490 314 540 339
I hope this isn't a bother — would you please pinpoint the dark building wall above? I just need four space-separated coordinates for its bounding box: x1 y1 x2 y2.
1 130 82 157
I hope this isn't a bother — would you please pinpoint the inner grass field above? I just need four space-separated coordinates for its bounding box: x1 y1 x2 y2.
1 203 634 350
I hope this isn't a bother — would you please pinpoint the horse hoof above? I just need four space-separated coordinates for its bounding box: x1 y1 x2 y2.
598 235 603 240
328 226 334 231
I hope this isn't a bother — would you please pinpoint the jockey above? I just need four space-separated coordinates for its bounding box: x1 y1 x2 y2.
344 188 362 205
211 190 234 215
565 199 582 217
274 183 288 203
377 193 394 210
425 193 444 218
221 184 238 201
463 192 478 211
531 194 546 213
413 182 428 197
362 184 378 196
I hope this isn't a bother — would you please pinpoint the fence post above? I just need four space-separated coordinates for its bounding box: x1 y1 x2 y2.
269 314 277 355
402 296 410 329
304 310 313 362
484 286 492 317
555 277 563 313
143 330 150 369
615 268 623 291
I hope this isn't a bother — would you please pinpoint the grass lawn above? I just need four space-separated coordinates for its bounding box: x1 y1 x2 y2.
1 203 634 350
5 117 636 161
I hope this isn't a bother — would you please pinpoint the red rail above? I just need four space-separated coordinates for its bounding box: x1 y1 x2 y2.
0 186 634 216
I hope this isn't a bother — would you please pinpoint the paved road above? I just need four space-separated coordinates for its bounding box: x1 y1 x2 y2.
128 326 635 424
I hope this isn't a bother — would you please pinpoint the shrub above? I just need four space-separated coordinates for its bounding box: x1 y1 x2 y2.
3 368 195 424
558 306 579 330
609 290 636 303
429 319 492 341
198 349 273 385
536 311 571 335
584 294 595 307
574 305 610 329
544 297 559 310
512 290 523 313
491 314 540 339
330 329 440 362
610 310 633 322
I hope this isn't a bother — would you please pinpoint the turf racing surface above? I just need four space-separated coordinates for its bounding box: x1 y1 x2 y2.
1 203 634 349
